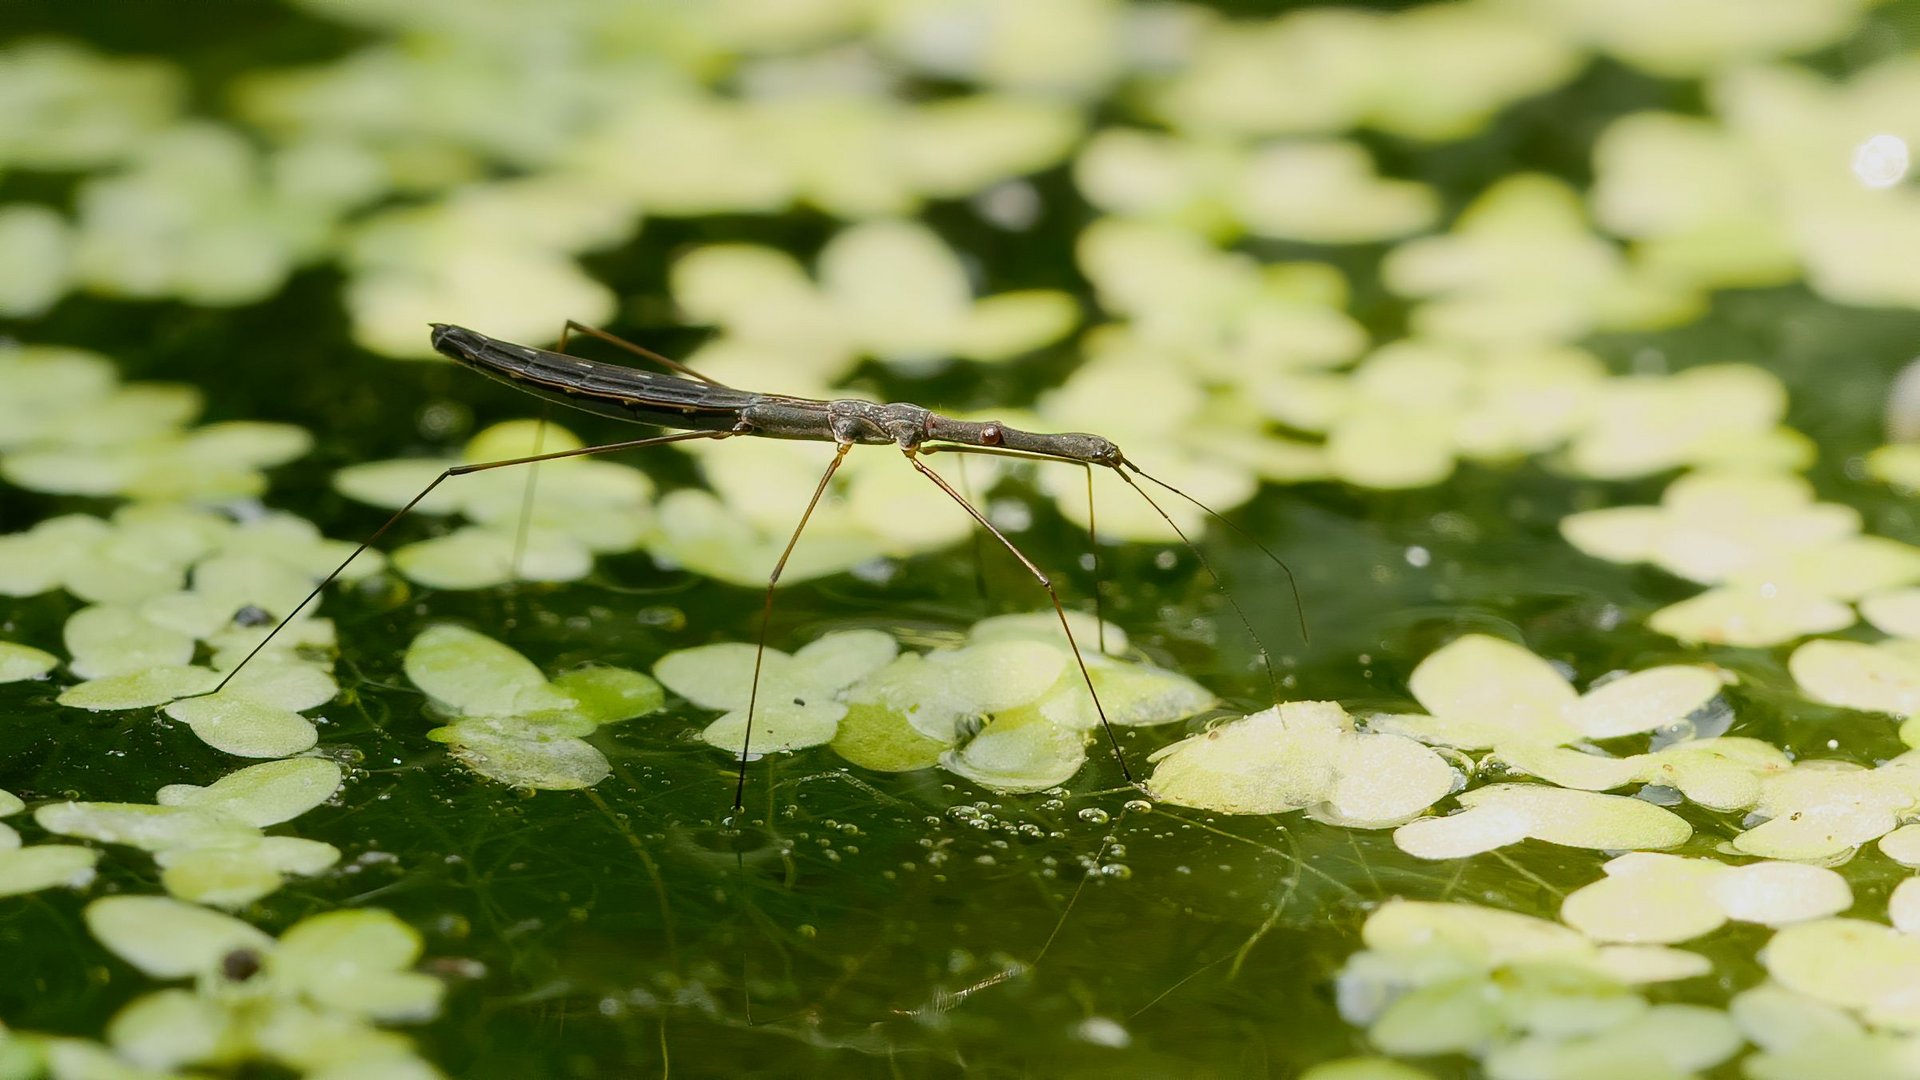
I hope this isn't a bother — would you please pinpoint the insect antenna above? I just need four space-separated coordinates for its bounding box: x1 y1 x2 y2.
904 450 1135 784
1106 464 1298 703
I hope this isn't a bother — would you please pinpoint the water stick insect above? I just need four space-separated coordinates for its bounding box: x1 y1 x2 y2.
216 322 1302 808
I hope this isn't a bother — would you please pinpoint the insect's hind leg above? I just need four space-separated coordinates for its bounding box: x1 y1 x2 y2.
204 428 736 695
901 448 1136 785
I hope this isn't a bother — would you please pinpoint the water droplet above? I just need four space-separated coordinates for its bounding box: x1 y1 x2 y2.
1123 799 1152 814
1077 808 1110 825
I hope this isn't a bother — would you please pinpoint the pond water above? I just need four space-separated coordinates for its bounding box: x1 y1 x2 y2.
8 3 1920 1078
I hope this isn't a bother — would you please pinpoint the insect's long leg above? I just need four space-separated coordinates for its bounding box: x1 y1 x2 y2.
508 403 551 583
558 320 729 387
206 429 736 694
735 441 852 811
953 453 990 603
903 449 1134 784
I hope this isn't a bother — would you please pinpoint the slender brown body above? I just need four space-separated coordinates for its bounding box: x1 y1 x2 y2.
429 324 1126 465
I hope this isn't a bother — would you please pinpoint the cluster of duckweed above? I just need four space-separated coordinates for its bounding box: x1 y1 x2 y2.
656 612 1213 792
11 0 1920 1075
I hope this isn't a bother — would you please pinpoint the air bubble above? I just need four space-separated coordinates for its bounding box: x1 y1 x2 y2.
1077 808 1110 825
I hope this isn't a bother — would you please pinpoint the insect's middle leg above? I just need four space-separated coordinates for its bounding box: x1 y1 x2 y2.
900 448 1134 784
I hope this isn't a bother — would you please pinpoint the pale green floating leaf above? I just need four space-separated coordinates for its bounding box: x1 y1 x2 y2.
1299 1059 1435 1080
1762 919 1920 1028
155 757 342 827
1313 730 1461 829
275 908 439 1022
1365 978 1507 1056
57 664 219 711
1149 702 1455 823
1650 584 1854 648
332 458 464 515
35 801 251 852
1497 736 1789 812
403 624 567 717
0 844 99 897
64 604 194 679
158 838 338 909
1790 639 1920 717
430 725 610 790
162 696 319 758
0 790 19 817
849 641 1068 742
700 700 846 756
1363 899 1587 966
1559 470 1858 585
1394 784 1691 860
0 641 57 682
1147 702 1343 815
214 661 337 711
1481 1003 1743 1080
1396 634 1580 748
1562 852 1850 945
1592 944 1713 984
1232 140 1438 243
954 290 1080 363
829 700 950 773
1032 656 1217 731
85 895 273 978
791 630 900 696
940 706 1088 793
1733 759 1920 861
392 526 593 590
969 610 1128 655
105 987 233 1073
649 487 882 588
1563 665 1724 739
1891 878 1920 936
244 997 423 1075
548 666 664 726
1881 824 1920 866
1862 587 1920 638
1868 443 1920 490
444 712 595 740
655 642 795 712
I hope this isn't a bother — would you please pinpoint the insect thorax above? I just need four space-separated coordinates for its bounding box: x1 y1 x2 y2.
826 399 934 447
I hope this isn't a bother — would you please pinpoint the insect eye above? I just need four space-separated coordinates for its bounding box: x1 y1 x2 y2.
981 424 1003 446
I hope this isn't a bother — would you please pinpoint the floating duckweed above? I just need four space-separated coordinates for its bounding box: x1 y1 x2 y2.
658 615 1212 791
1371 633 1725 751
1730 757 1920 861
1337 900 1721 1072
403 624 662 789
1146 702 1455 826
82 897 443 1075
1494 736 1790 812
1562 853 1851 944
1761 918 1920 1028
37 758 342 906
0 340 313 501
1393 784 1691 859
0 641 58 682
1790 638 1920 718
1076 130 1438 244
